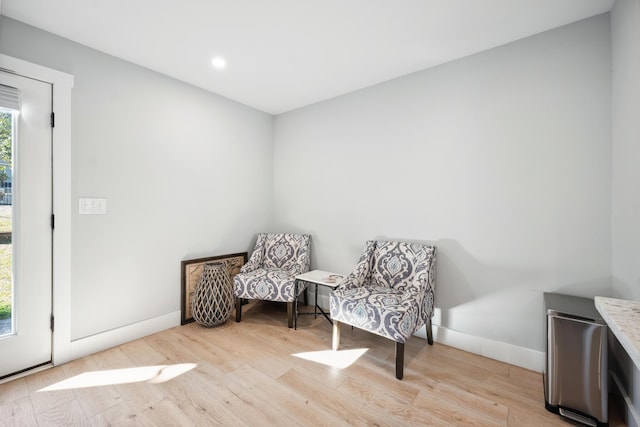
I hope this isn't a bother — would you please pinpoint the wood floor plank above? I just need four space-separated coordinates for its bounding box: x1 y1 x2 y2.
89 346 138 370
209 325 300 380
412 374 509 425
117 338 170 367
334 349 421 403
338 375 454 426
412 388 506 426
24 367 77 415
35 399 90 427
141 331 202 365
409 344 544 410
88 401 157 427
137 396 198 427
104 381 166 420
0 377 29 405
168 324 245 374
210 372 287 425
0 395 38 427
88 345 170 409
227 362 345 427
60 356 124 418
507 402 571 427
0 302 627 426
279 367 409 426
148 368 244 426
172 361 253 427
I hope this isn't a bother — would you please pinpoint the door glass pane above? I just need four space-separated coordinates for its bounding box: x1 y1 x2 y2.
0 110 14 336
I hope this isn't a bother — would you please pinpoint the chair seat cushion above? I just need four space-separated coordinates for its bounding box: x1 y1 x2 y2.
330 286 420 343
233 268 301 303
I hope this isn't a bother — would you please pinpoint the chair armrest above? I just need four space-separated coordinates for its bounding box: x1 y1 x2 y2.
285 234 311 276
240 233 267 273
401 248 437 315
337 241 375 290
338 273 365 290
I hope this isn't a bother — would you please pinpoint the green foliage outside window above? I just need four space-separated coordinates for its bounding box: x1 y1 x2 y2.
0 111 11 321
0 111 11 186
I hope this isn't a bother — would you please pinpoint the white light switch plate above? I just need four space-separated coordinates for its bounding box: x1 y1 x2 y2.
79 198 107 215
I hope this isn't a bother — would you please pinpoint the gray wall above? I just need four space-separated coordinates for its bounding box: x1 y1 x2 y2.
612 0 640 301
273 14 612 353
0 17 274 340
611 0 640 425
0 10 621 359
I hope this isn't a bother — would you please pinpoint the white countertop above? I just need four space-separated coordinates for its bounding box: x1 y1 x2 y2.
594 296 640 370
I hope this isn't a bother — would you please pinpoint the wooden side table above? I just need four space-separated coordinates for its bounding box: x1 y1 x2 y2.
294 270 344 329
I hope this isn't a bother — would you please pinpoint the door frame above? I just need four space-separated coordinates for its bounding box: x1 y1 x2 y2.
0 54 74 367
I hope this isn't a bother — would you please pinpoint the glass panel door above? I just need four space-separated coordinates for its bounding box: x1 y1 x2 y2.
0 71 53 379
0 110 13 337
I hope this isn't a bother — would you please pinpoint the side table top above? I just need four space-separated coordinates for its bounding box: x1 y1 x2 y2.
295 269 344 288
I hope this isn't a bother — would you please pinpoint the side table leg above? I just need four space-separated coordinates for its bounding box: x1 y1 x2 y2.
292 281 297 330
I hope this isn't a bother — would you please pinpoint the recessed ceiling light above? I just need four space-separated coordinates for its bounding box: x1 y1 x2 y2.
211 57 226 69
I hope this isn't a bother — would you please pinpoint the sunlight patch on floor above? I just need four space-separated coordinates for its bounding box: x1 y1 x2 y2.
38 363 197 392
292 349 368 369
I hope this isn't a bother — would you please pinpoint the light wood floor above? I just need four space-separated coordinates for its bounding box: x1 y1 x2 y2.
0 301 626 426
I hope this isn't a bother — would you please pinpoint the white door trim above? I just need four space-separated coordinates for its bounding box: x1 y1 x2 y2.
0 53 74 366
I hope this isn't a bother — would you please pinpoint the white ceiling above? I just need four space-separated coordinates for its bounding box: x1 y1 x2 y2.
1 0 614 115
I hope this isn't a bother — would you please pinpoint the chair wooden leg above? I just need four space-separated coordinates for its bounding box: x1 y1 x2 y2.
235 297 242 322
395 342 404 380
427 318 433 345
287 302 294 328
332 321 341 351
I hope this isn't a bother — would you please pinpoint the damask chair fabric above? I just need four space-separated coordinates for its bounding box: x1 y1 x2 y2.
330 240 437 379
234 233 311 328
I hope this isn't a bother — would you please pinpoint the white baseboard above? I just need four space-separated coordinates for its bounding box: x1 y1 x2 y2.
69 311 181 361
427 325 545 372
317 294 545 372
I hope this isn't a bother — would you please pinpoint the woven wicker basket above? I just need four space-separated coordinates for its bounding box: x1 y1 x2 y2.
191 262 233 326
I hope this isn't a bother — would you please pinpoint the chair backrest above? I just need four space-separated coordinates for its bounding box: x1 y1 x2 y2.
370 240 435 292
258 233 311 273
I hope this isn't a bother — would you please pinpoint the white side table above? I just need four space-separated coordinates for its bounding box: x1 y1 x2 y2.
294 270 344 329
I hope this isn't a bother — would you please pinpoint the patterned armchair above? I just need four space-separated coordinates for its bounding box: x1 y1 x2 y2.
234 233 311 328
329 240 437 379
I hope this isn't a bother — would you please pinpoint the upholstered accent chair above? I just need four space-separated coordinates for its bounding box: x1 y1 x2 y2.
329 240 437 379
234 233 311 328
